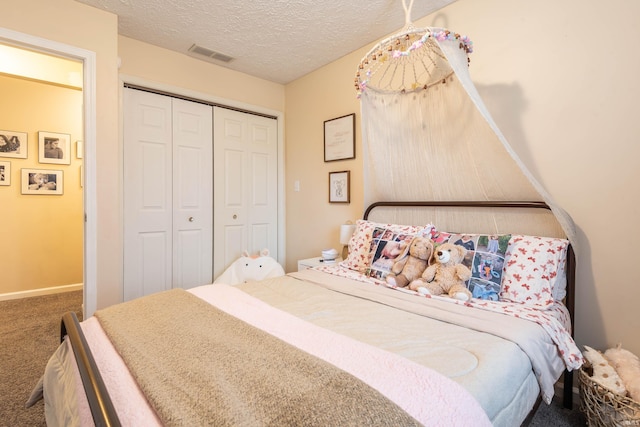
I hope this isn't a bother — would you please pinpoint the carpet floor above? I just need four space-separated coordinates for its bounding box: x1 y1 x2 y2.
0 291 82 427
0 290 586 426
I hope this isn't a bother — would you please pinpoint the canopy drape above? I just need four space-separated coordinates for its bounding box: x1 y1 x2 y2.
356 26 576 250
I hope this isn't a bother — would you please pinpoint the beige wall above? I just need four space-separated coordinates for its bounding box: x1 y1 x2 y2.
0 0 121 309
284 56 364 268
285 0 640 356
118 36 285 113
3 0 638 357
0 43 83 88
0 0 285 310
0 75 83 293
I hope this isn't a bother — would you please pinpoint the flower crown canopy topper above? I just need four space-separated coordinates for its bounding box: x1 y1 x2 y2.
354 0 473 97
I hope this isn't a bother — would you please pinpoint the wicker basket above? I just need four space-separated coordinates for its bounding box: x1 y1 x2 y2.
579 367 640 426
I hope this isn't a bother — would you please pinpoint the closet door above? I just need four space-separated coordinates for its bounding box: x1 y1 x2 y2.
172 98 213 288
213 107 278 279
123 89 173 300
124 88 213 300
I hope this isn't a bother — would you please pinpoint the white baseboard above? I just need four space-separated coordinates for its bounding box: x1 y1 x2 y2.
0 283 83 301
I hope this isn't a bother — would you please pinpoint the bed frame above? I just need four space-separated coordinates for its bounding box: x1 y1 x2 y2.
60 200 576 427
363 201 576 415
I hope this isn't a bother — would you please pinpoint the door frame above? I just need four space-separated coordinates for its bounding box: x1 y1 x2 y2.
0 27 97 316
119 74 286 267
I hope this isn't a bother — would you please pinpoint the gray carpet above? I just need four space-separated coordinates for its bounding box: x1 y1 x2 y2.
531 394 587 426
0 291 82 427
0 290 586 426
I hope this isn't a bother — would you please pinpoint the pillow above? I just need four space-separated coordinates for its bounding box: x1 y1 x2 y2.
340 219 433 273
500 235 569 308
431 232 512 301
364 230 422 280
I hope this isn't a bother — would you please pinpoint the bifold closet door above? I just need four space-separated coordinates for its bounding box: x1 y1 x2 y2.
213 106 278 279
172 97 213 289
123 88 212 301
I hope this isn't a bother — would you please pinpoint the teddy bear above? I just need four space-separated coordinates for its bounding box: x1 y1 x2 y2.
409 242 473 301
385 236 433 288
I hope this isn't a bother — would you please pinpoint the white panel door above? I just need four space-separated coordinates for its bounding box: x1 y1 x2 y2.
124 89 213 300
172 98 213 289
123 89 173 300
213 107 278 279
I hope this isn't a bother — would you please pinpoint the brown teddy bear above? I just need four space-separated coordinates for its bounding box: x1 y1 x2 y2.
385 236 433 288
409 242 473 301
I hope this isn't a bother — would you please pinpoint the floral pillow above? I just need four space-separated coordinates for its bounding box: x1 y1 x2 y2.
340 220 432 274
430 231 512 301
500 235 569 309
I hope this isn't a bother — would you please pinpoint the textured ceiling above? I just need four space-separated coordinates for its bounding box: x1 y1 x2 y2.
74 0 455 84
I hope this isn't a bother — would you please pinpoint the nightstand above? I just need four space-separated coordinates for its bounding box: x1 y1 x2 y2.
297 256 342 271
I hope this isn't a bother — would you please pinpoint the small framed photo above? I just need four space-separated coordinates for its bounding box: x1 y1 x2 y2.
76 140 84 159
38 131 71 165
329 170 350 203
0 161 10 186
324 113 355 162
0 130 28 159
21 168 63 195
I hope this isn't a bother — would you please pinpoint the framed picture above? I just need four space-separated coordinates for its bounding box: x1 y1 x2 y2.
329 170 350 203
324 113 355 162
38 131 71 165
0 161 10 186
0 130 28 159
76 140 84 159
21 168 63 195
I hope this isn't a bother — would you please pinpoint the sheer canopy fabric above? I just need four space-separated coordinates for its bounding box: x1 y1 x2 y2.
357 27 576 249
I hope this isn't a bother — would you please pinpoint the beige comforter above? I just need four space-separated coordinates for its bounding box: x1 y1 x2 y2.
94 289 422 427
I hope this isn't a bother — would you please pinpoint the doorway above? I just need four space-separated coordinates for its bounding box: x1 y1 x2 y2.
0 27 96 316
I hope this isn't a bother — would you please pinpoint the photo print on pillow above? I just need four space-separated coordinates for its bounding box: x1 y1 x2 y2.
364 226 434 280
430 230 511 301
340 220 433 274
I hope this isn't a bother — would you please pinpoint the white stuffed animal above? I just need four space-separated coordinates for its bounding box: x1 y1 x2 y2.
583 345 627 396
605 344 640 401
214 249 285 285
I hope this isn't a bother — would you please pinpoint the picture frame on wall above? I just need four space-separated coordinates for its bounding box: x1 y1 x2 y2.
329 170 350 203
324 113 355 162
0 130 28 159
76 140 84 159
38 131 71 165
0 161 10 186
21 168 64 195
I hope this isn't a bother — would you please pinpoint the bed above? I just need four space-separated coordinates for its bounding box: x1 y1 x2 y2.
33 201 582 427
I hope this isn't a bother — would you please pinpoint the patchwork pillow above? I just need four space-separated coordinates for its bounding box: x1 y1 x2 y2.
364 229 427 280
500 235 569 309
340 220 432 274
430 231 512 301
